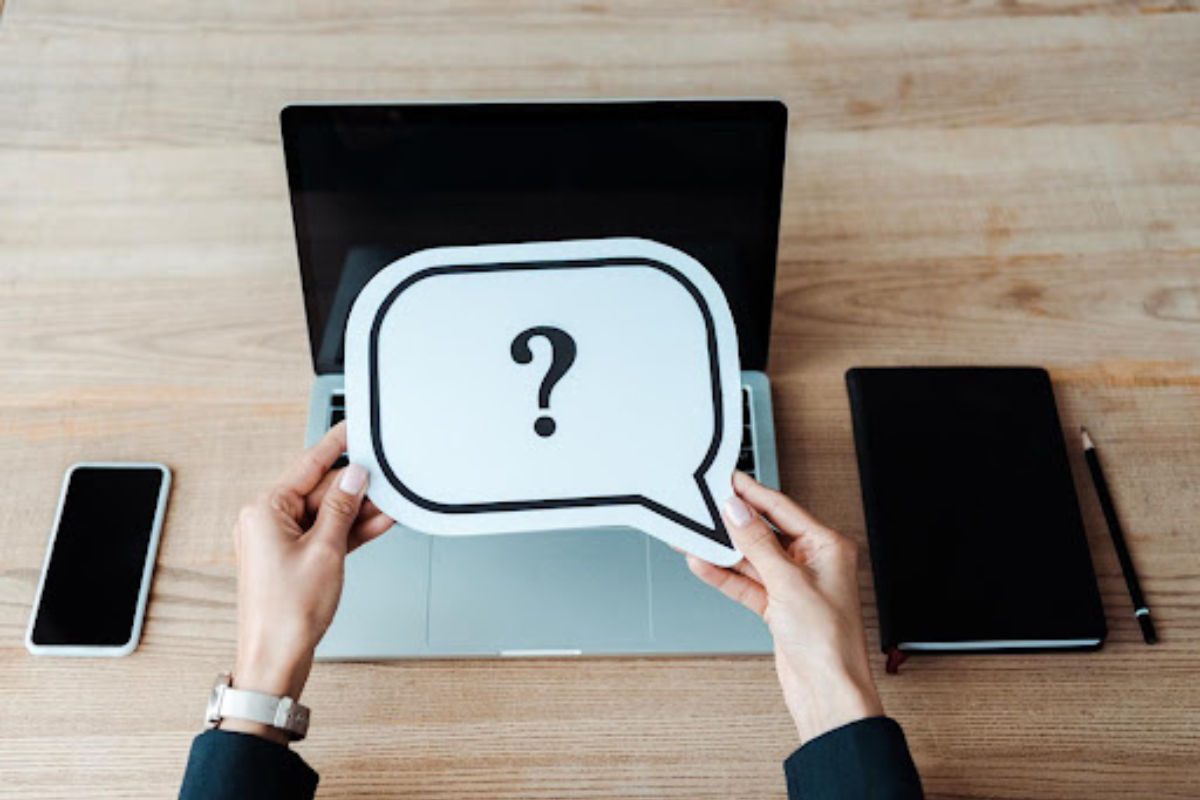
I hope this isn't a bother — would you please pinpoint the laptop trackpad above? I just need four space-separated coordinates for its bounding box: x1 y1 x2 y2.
428 528 652 652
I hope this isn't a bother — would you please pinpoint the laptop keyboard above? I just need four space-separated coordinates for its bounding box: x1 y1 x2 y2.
329 394 348 468
738 387 758 479
327 388 758 477
330 394 345 428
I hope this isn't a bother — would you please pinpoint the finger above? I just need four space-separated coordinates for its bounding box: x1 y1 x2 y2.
266 485 308 526
310 462 368 551
687 554 768 617
304 470 339 517
732 556 763 585
277 423 349 499
722 494 793 587
352 512 394 543
238 497 302 546
306 472 384 524
348 513 396 553
733 472 838 544
307 476 383 525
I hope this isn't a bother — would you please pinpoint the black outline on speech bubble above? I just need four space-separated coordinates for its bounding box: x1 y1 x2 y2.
369 256 732 548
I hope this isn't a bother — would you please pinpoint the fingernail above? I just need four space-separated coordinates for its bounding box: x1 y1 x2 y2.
724 496 753 527
339 463 368 494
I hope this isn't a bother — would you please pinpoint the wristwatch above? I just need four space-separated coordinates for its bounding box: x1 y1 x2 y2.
205 672 311 741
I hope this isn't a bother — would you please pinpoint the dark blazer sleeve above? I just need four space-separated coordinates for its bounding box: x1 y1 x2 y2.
179 729 319 800
784 716 923 800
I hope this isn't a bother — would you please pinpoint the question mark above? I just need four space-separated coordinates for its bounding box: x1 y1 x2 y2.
510 326 577 438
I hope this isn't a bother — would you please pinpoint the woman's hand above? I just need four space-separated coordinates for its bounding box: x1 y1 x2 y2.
226 423 393 743
688 472 883 745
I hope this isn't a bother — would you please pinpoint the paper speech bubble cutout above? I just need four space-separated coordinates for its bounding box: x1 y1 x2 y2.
345 238 743 566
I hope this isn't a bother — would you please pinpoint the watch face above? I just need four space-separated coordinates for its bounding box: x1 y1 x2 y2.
205 675 230 727
287 701 310 738
205 690 218 725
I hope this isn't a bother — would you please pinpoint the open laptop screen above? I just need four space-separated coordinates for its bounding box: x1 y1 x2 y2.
282 101 787 374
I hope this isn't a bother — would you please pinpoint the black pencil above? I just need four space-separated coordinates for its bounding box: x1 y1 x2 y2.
1081 428 1157 644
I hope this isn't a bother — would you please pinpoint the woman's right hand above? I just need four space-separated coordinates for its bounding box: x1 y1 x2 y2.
688 472 884 745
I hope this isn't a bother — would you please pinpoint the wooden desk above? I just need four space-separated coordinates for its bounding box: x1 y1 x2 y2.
1 2 1197 797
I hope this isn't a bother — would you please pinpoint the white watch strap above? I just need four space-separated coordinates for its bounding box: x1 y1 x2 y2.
209 677 310 740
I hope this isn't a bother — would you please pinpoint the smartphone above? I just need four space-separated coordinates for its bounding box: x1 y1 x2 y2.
26 463 172 657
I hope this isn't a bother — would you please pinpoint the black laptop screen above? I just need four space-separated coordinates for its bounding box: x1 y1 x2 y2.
282 101 787 374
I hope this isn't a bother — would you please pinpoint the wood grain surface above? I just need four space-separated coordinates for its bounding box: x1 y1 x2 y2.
1 1 1198 798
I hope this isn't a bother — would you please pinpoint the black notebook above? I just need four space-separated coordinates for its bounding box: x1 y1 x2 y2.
845 367 1106 662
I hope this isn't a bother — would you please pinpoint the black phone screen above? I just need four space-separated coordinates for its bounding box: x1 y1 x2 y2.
31 466 167 647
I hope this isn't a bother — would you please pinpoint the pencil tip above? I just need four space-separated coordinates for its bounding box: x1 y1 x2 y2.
1081 428 1094 450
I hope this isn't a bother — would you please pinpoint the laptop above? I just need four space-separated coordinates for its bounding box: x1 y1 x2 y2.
281 100 786 658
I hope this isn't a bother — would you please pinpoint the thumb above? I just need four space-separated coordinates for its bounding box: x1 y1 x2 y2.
723 494 794 588
310 463 369 551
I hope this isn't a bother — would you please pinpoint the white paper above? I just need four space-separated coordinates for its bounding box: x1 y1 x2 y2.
345 238 744 566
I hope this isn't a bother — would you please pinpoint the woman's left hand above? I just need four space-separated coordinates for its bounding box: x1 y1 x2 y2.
226 423 393 743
